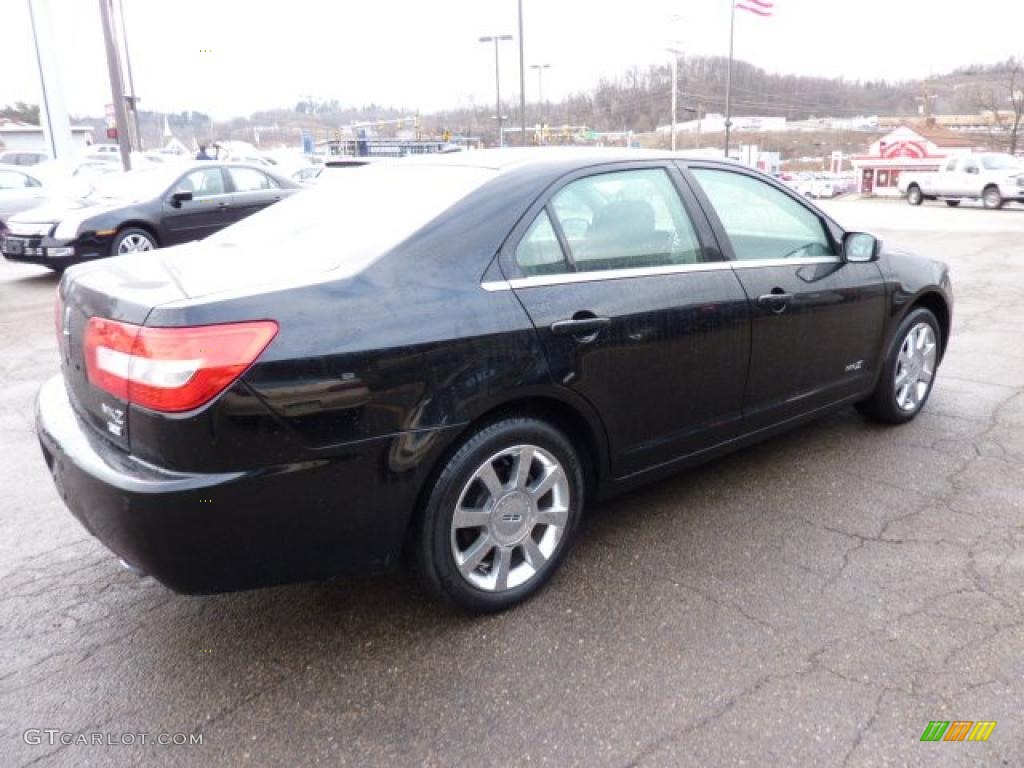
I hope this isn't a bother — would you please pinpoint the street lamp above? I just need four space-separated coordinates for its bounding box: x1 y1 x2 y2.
517 0 526 147
479 34 513 148
530 64 550 144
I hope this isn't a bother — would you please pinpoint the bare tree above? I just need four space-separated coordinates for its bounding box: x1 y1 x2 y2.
982 58 1024 155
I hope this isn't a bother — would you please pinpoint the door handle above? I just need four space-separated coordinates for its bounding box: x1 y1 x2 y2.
216 202 230 209
757 290 793 314
551 315 610 338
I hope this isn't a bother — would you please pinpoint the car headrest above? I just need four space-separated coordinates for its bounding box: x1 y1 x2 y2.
589 199 656 242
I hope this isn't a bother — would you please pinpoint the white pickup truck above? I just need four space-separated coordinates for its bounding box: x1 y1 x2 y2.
898 152 1024 209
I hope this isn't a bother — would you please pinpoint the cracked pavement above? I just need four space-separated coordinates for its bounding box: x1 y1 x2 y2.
1 199 1022 767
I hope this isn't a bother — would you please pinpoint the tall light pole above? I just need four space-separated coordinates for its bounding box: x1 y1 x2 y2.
666 48 681 151
517 0 526 147
530 63 550 144
479 34 513 147
27 0 74 159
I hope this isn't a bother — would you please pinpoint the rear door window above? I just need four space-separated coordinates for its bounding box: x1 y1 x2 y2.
548 168 702 272
514 210 569 276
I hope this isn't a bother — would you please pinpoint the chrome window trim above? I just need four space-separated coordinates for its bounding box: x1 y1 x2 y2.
480 256 841 291
730 256 840 270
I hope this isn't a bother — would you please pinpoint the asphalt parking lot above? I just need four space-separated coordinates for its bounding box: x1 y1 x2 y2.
1 198 1022 767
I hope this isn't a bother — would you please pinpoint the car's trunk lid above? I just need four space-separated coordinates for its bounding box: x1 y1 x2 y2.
159 238 347 299
60 255 187 449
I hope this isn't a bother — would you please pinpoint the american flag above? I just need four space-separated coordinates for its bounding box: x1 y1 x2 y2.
736 0 774 16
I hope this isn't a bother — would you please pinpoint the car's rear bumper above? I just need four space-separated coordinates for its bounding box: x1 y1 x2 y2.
35 375 453 594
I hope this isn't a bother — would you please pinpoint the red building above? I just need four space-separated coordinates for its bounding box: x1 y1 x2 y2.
851 123 977 197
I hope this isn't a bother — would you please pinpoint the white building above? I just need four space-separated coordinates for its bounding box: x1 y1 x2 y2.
657 114 788 135
0 121 94 153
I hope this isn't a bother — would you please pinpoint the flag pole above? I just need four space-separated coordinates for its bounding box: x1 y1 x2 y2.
724 0 736 157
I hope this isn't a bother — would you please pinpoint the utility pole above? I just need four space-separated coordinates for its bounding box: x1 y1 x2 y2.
916 89 937 122
116 0 142 150
480 35 513 147
98 0 132 170
517 0 526 147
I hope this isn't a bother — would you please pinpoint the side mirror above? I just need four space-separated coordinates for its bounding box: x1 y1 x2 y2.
966 166 979 175
170 190 193 207
843 232 881 263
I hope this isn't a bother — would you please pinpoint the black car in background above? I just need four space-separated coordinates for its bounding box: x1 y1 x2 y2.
1 162 300 270
36 150 953 613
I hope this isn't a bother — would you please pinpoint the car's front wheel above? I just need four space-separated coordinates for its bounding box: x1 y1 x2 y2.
414 417 584 613
857 307 941 424
111 227 157 256
906 185 923 205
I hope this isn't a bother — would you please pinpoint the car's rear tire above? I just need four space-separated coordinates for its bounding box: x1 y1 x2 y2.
982 186 1004 210
945 199 960 207
857 308 941 425
906 185 923 205
110 227 157 256
413 417 584 613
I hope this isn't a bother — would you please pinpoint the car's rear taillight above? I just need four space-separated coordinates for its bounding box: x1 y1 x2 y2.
84 318 278 412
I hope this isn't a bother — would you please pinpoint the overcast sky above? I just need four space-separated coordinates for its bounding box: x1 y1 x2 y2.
3 0 1023 119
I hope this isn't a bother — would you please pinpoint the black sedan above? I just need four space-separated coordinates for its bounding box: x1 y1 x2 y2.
2 162 299 271
36 150 952 613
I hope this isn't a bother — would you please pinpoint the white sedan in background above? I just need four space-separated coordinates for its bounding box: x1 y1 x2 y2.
0 164 48 229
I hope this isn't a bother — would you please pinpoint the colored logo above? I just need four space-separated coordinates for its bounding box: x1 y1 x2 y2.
920 721 996 742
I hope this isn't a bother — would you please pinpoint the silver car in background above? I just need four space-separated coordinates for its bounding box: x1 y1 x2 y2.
0 164 47 230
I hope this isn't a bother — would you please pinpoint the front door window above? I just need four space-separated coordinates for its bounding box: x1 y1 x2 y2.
690 168 836 261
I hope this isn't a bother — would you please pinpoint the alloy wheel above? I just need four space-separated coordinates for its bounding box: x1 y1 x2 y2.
894 322 937 412
117 233 155 254
450 444 570 592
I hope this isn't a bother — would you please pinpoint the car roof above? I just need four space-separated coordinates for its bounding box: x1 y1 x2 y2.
399 146 735 172
172 160 282 173
387 147 759 199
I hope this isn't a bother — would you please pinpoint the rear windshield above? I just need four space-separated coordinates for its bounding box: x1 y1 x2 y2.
202 163 495 274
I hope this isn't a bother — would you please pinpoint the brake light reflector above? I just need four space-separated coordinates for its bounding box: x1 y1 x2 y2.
84 318 278 412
